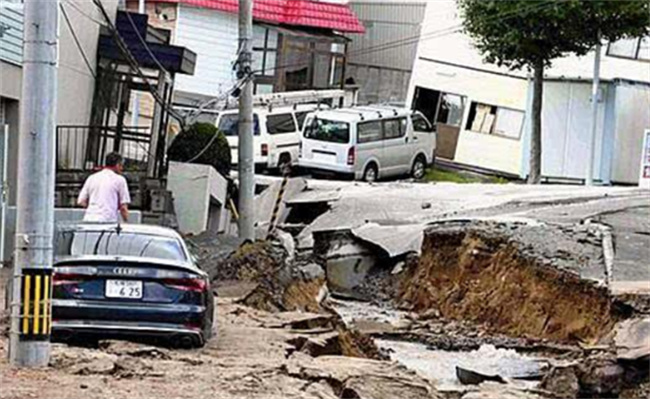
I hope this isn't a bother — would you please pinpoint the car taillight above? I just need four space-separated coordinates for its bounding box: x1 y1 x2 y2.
53 273 89 286
162 278 207 293
261 143 269 156
347 146 356 166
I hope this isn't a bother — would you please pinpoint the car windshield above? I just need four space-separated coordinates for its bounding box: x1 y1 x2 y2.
55 230 187 263
218 113 260 136
304 118 350 144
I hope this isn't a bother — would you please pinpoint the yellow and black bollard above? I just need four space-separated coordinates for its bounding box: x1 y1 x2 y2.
19 269 53 341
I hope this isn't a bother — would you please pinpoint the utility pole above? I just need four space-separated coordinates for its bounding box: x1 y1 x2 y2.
9 0 59 366
586 35 602 186
237 0 255 240
130 0 145 129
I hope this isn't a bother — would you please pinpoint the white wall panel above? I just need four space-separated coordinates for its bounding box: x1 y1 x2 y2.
174 5 238 98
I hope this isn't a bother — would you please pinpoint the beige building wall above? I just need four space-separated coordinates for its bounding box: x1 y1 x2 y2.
0 0 120 204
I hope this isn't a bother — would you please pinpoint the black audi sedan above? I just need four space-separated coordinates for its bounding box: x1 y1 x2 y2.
51 223 214 348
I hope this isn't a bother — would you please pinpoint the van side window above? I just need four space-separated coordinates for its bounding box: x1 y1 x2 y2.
412 113 433 132
383 118 407 139
295 112 309 130
357 121 383 143
267 114 297 135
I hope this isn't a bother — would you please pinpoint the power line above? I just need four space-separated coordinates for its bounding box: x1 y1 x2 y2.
124 9 170 76
91 0 185 125
73 0 248 129
62 0 107 27
60 3 97 79
254 0 558 76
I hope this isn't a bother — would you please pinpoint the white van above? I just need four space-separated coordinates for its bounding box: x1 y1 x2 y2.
298 106 436 181
215 104 325 171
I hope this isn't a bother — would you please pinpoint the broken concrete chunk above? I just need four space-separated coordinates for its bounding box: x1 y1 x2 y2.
352 222 425 258
300 263 325 280
275 229 296 263
456 366 505 385
576 357 625 397
539 366 580 399
614 317 650 361
391 261 405 275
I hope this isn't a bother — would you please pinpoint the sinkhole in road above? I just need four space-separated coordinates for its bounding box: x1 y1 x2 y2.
399 229 626 343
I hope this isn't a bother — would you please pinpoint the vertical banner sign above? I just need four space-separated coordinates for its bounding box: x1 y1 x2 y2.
640 129 650 190
20 269 53 341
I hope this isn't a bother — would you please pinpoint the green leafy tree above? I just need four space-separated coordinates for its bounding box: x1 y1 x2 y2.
458 0 650 184
167 122 231 177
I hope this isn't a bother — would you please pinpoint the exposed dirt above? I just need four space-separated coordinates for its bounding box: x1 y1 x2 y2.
399 229 624 344
0 299 436 399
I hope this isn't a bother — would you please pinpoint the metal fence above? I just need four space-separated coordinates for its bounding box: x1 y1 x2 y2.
56 125 152 173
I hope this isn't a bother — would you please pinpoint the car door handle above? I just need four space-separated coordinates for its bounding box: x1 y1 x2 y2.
413 136 419 141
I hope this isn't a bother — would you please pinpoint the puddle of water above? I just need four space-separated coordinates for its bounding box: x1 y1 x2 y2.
329 298 409 326
376 340 547 391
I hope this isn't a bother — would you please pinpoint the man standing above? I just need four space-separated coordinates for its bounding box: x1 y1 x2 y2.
78 152 131 222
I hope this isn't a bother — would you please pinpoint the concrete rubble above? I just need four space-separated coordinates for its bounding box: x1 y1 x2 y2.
1 178 649 399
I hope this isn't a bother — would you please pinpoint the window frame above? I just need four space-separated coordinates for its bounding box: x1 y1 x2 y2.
435 92 466 127
356 120 384 144
266 113 298 135
412 113 434 133
382 117 407 140
606 36 650 62
465 101 524 140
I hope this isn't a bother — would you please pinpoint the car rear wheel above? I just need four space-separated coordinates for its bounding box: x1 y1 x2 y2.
412 155 427 180
363 163 378 183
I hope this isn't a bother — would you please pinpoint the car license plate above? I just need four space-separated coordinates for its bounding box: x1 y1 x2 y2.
105 280 143 299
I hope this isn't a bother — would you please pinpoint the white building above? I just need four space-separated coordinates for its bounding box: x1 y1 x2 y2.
130 0 364 108
408 0 650 184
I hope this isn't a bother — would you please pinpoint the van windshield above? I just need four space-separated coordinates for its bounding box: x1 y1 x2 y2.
218 114 260 136
304 118 350 144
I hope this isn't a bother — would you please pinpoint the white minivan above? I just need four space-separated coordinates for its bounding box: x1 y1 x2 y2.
298 106 436 181
215 104 325 171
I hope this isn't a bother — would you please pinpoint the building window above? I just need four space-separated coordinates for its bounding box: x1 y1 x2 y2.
253 27 279 78
607 36 650 61
436 93 465 126
466 102 524 139
412 87 466 128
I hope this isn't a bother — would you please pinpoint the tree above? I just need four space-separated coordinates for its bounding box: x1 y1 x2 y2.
457 0 650 184
167 122 231 177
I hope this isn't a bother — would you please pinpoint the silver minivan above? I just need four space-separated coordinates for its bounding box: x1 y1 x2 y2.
298 106 436 181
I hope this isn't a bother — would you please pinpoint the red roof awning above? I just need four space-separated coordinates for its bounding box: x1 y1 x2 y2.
152 0 365 33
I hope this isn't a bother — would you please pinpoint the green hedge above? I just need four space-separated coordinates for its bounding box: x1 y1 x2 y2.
167 122 231 177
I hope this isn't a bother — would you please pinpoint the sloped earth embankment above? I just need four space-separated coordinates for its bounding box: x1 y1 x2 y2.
400 229 623 343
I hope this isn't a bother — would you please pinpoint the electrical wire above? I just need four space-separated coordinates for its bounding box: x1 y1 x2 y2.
60 3 97 79
124 9 170 76
62 0 108 27
253 0 558 76
183 74 253 163
91 0 185 125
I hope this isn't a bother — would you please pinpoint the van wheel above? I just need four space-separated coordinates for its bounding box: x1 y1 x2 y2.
363 164 378 183
278 153 292 176
412 155 427 180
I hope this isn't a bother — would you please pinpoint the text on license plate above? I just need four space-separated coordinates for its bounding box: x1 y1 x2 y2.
105 280 143 299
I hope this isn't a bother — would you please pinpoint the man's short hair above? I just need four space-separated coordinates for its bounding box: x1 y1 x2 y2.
105 152 123 167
